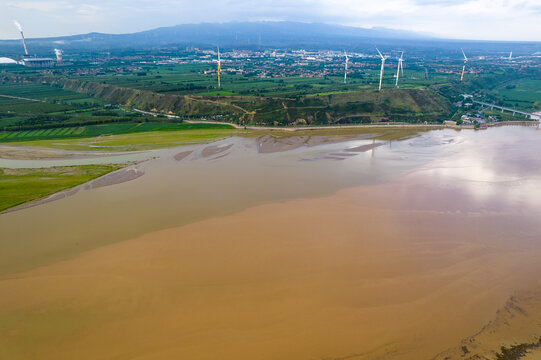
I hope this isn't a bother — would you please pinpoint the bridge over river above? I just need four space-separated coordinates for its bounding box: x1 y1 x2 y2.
473 101 541 121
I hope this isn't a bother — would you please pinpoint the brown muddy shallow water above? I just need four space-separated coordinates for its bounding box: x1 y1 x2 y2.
2 126 541 359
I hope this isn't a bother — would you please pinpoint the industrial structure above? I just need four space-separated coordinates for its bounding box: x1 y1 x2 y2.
54 49 63 63
20 57 56 67
13 20 58 67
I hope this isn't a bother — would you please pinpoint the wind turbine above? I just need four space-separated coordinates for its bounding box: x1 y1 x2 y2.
376 48 388 91
217 45 221 89
460 49 468 82
395 51 404 88
344 51 349 84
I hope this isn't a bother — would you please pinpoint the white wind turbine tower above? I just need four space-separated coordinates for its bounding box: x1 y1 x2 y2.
216 45 221 89
395 51 404 88
344 51 349 84
460 49 468 81
376 48 388 91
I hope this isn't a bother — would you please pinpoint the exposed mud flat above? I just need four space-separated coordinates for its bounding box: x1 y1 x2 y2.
89 167 144 188
173 150 193 161
257 133 376 153
1 185 82 214
0 145 149 161
0 145 103 160
2 166 144 214
257 134 308 153
202 143 233 157
434 286 541 360
346 142 385 152
320 142 386 160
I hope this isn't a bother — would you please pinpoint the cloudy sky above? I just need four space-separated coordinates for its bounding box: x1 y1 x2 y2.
0 0 540 41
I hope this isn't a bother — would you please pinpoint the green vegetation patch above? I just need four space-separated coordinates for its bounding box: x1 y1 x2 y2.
0 165 124 212
9 125 245 151
249 126 428 141
496 337 541 360
496 79 541 109
0 122 236 143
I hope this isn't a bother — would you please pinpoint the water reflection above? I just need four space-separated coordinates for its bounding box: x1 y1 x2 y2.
402 127 541 213
1 126 541 276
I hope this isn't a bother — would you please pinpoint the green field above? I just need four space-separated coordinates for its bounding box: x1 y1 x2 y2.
0 165 123 212
70 63 445 98
495 79 541 110
6 126 244 151
1 55 539 131
0 122 236 143
0 83 96 101
0 82 156 131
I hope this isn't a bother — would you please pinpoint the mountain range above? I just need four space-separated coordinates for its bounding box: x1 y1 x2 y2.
0 21 432 55
0 21 539 57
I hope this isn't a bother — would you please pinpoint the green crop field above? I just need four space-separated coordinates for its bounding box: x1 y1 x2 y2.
0 122 237 143
496 79 541 109
0 83 98 103
64 63 447 99
0 82 119 131
0 50 539 131
0 165 123 212
0 97 75 114
0 87 168 132
9 127 245 151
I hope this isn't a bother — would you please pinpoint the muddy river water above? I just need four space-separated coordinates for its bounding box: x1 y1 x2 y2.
2 126 541 359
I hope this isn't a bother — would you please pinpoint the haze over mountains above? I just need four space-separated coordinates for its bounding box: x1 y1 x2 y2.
0 21 539 57
0 21 428 49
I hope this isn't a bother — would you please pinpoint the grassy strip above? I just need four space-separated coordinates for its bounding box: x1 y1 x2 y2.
0 165 124 212
5 125 427 152
0 122 236 142
8 127 247 151
496 337 541 360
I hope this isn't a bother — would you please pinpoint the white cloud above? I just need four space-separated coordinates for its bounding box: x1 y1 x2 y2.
5 1 71 12
0 0 539 40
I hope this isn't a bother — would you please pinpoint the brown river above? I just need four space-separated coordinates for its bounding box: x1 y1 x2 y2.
2 126 541 359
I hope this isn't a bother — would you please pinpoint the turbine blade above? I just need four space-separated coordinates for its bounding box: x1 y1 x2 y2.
461 48 467 61
376 48 384 59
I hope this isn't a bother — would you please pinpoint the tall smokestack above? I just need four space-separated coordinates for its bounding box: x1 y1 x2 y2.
54 49 63 63
14 21 29 56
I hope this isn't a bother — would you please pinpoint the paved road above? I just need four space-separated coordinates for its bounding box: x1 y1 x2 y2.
0 94 45 102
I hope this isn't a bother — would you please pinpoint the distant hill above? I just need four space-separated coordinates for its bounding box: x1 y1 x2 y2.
1 21 539 58
30 76 451 126
0 21 432 54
